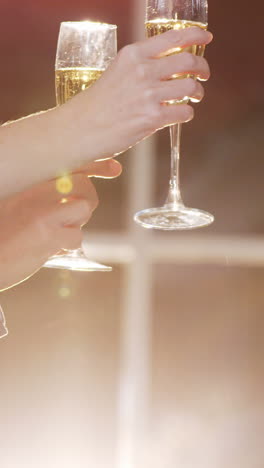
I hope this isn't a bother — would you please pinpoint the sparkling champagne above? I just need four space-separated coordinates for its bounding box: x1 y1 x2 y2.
146 19 207 58
55 67 104 105
146 19 207 102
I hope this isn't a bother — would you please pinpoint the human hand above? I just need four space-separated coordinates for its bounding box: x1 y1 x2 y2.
0 159 121 292
63 27 212 165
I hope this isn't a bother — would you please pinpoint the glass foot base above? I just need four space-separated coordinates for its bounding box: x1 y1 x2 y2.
134 205 214 231
44 251 112 272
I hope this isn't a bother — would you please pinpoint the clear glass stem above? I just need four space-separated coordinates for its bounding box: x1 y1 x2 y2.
165 123 183 208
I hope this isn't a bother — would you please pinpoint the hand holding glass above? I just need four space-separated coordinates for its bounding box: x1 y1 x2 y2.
134 0 214 230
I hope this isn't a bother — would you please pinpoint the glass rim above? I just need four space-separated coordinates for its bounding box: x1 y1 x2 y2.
60 20 117 30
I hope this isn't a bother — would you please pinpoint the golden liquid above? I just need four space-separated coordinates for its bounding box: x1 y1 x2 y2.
145 19 207 58
55 67 104 105
55 68 103 196
146 19 207 103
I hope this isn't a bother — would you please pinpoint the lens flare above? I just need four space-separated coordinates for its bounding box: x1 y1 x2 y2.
56 175 73 195
58 286 71 298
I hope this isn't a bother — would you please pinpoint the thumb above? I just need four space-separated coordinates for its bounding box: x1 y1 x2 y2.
74 159 122 179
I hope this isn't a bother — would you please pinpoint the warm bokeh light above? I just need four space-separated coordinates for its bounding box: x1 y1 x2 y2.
56 175 73 195
58 286 71 298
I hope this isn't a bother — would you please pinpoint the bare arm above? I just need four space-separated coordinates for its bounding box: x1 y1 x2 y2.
0 159 121 293
0 108 73 199
0 27 212 200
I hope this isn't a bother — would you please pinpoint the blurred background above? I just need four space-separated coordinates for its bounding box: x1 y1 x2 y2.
0 0 264 467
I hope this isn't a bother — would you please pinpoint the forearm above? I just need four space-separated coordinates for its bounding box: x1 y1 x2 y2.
0 106 94 199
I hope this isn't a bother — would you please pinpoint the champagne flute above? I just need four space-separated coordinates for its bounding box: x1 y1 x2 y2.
134 0 214 230
44 21 117 271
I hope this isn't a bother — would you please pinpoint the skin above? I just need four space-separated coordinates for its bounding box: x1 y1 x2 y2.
0 27 212 295
0 27 212 200
0 159 122 292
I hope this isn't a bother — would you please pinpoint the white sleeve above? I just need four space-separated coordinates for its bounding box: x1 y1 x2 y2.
0 304 8 339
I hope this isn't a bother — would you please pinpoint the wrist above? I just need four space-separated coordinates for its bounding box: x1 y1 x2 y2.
59 93 114 169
